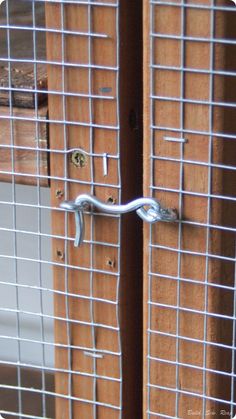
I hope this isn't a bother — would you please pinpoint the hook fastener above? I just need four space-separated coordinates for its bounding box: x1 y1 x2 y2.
60 194 178 247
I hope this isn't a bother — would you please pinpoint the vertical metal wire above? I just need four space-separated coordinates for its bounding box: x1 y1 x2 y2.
147 2 155 417
60 2 73 417
5 0 23 415
202 1 215 416
231 252 236 418
174 0 185 415
87 2 97 417
116 2 123 414
32 2 47 416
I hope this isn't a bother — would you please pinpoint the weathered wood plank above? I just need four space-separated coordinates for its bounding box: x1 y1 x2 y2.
0 0 47 108
0 64 47 108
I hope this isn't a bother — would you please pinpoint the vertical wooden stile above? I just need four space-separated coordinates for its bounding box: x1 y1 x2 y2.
143 0 236 417
45 1 142 418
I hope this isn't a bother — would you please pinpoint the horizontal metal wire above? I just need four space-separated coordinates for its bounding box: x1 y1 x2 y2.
0 85 116 100
152 155 236 173
151 32 236 46
151 95 236 108
148 356 236 378
152 124 236 140
148 383 236 407
0 306 120 331
0 334 121 356
0 113 119 130
148 328 235 352
0 144 119 159
149 271 236 293
0 384 121 410
0 254 120 276
0 24 109 38
147 412 176 419
31 0 119 7
0 359 121 382
0 57 118 71
148 356 236 379
152 64 236 78
0 227 120 248
151 0 236 11
0 279 118 304
0 170 121 188
151 186 236 202
0 411 52 419
0 201 123 218
150 243 236 263
149 300 236 322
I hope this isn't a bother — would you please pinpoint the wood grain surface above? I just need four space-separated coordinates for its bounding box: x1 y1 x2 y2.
143 0 236 417
46 1 142 417
0 1 47 108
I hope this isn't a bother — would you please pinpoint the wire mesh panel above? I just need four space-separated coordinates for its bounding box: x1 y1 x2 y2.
0 1 142 418
144 0 236 417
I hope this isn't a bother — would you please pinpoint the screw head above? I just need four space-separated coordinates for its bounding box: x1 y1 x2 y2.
71 151 86 168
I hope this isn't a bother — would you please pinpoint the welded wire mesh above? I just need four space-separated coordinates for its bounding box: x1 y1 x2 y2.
0 0 122 418
147 0 236 417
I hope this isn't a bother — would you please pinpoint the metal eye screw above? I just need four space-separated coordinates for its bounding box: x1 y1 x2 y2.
60 194 178 247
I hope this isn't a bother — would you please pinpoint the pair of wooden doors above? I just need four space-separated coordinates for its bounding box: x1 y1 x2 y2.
5 0 234 417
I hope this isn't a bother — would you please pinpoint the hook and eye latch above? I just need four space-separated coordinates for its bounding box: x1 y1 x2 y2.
60 194 178 247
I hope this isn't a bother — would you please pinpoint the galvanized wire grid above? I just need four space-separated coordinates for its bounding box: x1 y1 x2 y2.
0 0 121 418
148 0 236 418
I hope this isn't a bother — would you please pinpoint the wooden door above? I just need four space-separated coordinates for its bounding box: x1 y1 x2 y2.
143 0 236 417
45 1 142 418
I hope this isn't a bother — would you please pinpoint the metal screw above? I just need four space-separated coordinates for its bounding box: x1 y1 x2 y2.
71 151 86 168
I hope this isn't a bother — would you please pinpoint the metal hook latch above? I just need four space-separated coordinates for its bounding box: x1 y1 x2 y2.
60 194 178 247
